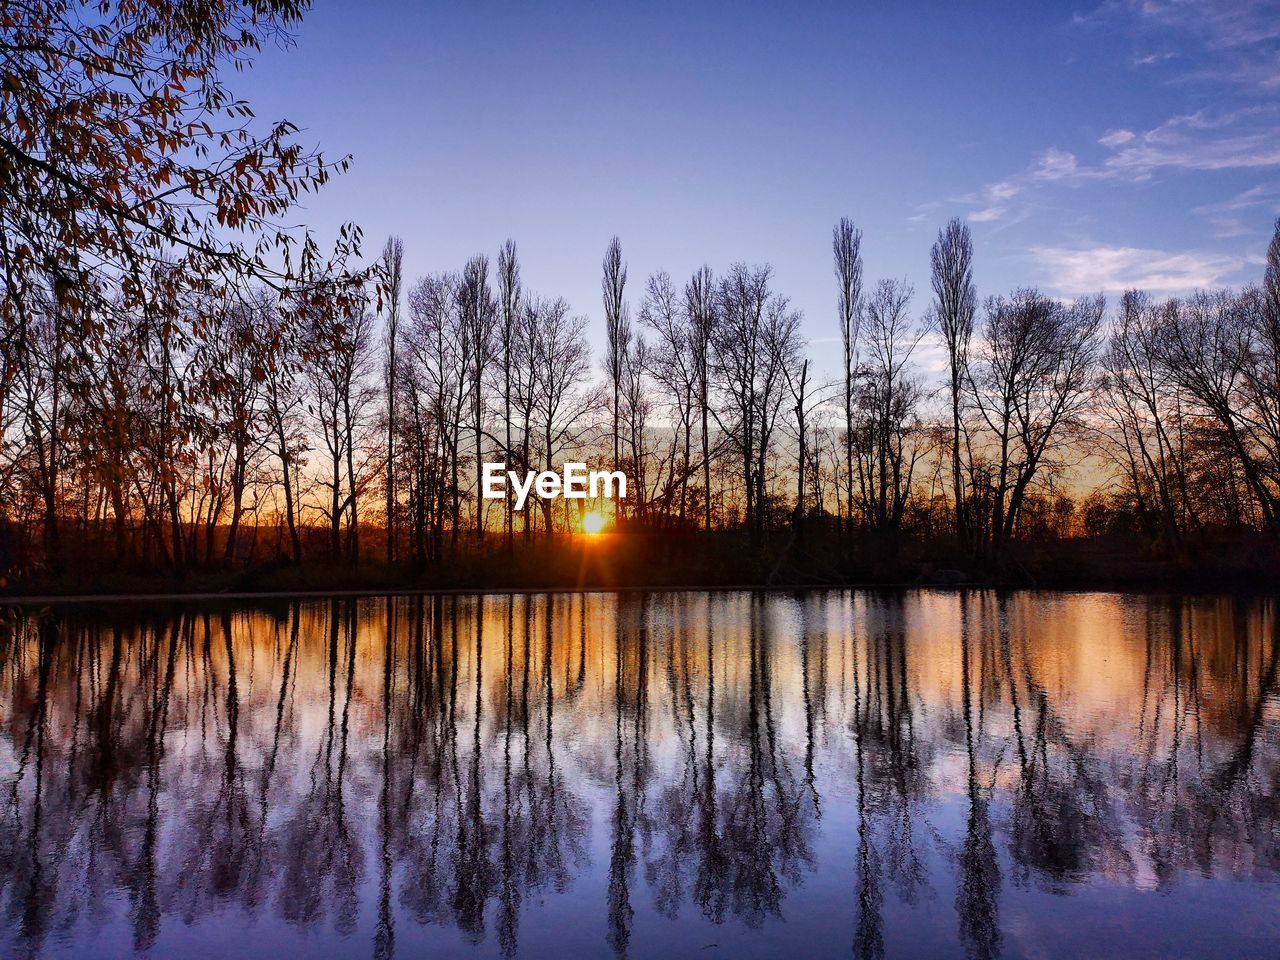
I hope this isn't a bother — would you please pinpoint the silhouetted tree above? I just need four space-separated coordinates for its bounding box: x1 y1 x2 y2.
381 237 404 562
852 280 926 533
968 290 1102 553
685 266 717 530
713 264 800 548
497 240 521 547
930 219 977 551
460 255 496 538
603 238 630 483
834 218 864 538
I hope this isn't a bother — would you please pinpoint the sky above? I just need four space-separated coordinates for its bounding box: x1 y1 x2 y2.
235 0 1280 370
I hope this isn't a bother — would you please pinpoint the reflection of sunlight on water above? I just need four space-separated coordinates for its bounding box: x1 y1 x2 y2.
1 590 1278 959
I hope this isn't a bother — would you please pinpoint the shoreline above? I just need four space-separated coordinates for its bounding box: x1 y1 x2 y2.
3 578 1276 605
4 532 1277 605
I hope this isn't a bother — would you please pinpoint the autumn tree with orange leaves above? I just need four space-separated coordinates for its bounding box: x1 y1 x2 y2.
0 0 363 569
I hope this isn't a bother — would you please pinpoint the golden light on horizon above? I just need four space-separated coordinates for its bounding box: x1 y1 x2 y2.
581 511 607 535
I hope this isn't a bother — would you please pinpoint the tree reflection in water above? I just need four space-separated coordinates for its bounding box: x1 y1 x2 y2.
1 591 1279 959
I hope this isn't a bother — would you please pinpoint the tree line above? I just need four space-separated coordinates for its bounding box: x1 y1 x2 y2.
4 214 1280 577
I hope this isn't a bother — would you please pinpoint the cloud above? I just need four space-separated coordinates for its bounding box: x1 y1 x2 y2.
1098 109 1280 178
1098 128 1136 147
1030 244 1251 295
957 149 1095 223
1094 0 1280 88
987 180 1021 201
950 5 1280 227
1033 148 1079 180
939 5 1280 258
1197 182 1280 212
969 206 1006 223
1131 0 1280 50
953 177 1023 223
1193 182 1280 237
964 109 1280 224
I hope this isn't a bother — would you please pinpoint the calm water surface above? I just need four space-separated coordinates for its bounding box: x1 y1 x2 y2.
1 590 1278 959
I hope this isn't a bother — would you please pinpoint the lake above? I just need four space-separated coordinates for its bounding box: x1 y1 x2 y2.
1 590 1278 959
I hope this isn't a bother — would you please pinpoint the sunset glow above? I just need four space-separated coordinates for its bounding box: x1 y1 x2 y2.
7 0 1280 956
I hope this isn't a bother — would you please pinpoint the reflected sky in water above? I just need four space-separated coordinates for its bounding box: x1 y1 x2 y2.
2 591 1279 959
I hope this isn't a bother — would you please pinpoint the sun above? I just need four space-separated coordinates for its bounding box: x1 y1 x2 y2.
581 511 607 535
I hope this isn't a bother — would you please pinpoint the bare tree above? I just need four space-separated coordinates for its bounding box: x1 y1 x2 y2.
713 264 800 548
528 298 598 534
406 273 470 554
930 218 976 550
1267 218 1280 324
509 296 542 540
834 218 864 538
497 240 521 548
640 271 700 525
381 237 404 562
259 300 308 564
307 300 378 563
12 290 68 568
460 255 496 538
620 336 652 521
1097 291 1197 547
851 280 926 533
603 238 630 483
685 266 717 529
1236 225 1280 520
969 290 1102 552
200 295 270 566
784 358 812 524
1154 288 1279 530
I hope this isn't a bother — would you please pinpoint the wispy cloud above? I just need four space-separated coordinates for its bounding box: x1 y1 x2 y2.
962 107 1280 224
949 4 1280 237
1193 182 1280 237
1098 128 1136 148
1131 0 1280 48
1089 0 1280 88
969 206 1006 223
1030 244 1252 295
1097 108 1280 179
1034 147 1080 180
956 149 1083 223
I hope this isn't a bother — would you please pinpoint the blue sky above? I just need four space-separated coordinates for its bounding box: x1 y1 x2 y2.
237 0 1280 364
